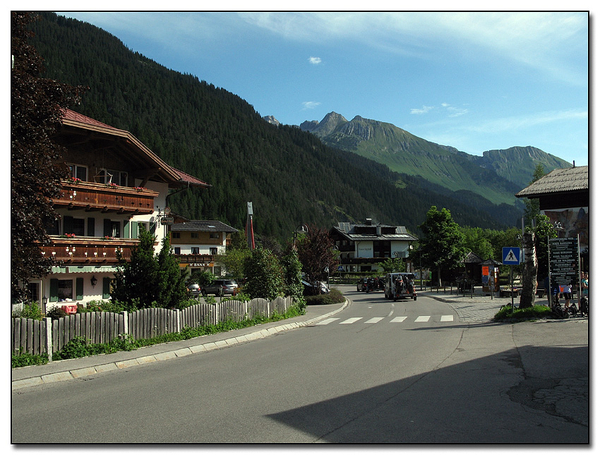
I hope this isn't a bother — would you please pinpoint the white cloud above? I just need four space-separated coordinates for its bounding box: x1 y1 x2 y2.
466 109 587 134
410 105 434 115
302 101 321 110
308 56 322 65
443 103 469 118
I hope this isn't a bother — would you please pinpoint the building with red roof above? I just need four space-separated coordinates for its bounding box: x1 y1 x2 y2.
27 109 210 312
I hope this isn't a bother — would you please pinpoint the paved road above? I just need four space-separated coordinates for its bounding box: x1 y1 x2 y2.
12 285 588 443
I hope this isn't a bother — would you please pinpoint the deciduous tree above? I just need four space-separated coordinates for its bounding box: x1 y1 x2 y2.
296 225 338 292
418 206 467 286
11 11 85 302
243 247 284 301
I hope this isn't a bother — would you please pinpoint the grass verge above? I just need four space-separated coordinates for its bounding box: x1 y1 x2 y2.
493 304 552 322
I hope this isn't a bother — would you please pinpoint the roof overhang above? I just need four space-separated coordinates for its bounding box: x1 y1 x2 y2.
57 109 210 189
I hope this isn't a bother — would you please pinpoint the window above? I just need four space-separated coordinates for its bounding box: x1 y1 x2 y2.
104 219 121 238
45 217 59 235
96 169 128 186
191 233 199 239
210 232 220 239
63 216 85 236
210 247 218 255
58 280 73 301
191 247 200 254
174 247 181 255
69 164 88 182
172 232 181 239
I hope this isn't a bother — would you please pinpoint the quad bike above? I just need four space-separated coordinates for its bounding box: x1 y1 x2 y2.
550 293 569 319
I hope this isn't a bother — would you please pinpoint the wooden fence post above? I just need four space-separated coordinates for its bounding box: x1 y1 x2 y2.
45 317 53 361
121 311 129 338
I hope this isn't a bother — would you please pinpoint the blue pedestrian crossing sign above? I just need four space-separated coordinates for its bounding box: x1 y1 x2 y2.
502 247 521 265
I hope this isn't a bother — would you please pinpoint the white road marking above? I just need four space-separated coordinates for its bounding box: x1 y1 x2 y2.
390 316 407 323
365 317 384 324
316 318 339 325
340 317 362 324
415 316 430 322
440 315 454 322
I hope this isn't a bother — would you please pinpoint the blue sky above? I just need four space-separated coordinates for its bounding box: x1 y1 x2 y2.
57 10 589 166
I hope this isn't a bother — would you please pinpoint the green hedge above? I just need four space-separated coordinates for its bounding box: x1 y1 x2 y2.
305 288 345 305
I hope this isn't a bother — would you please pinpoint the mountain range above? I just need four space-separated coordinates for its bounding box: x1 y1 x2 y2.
26 12 571 242
295 112 571 206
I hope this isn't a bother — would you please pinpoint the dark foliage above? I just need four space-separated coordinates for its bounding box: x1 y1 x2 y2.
11 12 85 302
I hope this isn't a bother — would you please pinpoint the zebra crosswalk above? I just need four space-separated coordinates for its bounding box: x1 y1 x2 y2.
314 315 455 326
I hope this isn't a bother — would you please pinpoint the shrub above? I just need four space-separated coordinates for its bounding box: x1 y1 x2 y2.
12 301 44 320
12 349 49 368
493 304 551 322
77 300 125 313
305 288 345 305
46 306 68 320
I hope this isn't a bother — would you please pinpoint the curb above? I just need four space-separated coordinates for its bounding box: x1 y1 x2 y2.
12 299 350 391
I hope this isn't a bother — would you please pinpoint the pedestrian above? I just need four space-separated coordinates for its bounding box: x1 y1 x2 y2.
563 283 573 309
580 272 589 314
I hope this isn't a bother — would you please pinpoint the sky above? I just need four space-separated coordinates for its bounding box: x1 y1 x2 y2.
53 9 589 166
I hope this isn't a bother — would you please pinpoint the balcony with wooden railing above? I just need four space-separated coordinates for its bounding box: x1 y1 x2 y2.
174 254 216 267
52 180 159 214
41 236 141 265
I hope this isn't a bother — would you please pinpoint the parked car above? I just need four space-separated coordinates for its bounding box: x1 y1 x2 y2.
188 283 202 297
202 279 238 297
302 280 330 296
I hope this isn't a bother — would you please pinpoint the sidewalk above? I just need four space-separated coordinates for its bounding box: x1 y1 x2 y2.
12 300 350 390
420 287 553 323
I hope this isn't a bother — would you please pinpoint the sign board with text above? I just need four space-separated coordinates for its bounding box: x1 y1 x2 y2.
549 237 579 289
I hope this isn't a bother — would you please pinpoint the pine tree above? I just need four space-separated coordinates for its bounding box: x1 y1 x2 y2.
111 225 158 310
156 234 188 308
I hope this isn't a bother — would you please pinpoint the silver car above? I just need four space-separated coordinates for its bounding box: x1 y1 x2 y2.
202 279 238 296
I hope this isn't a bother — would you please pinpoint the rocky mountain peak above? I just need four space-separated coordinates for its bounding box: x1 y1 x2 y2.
262 115 280 126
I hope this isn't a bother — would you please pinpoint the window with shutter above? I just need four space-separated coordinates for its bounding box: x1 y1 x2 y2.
102 278 111 299
76 277 84 300
87 217 95 237
50 279 59 302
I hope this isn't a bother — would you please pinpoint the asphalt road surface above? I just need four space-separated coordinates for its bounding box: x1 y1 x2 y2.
12 285 588 443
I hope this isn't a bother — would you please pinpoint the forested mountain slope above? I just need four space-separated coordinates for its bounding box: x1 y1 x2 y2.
300 113 572 206
29 12 519 241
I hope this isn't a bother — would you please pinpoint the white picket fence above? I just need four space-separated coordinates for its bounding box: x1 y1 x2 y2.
12 296 294 361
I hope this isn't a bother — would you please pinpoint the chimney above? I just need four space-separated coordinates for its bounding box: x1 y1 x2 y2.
365 218 372 225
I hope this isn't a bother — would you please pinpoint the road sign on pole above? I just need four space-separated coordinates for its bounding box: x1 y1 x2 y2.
502 247 521 265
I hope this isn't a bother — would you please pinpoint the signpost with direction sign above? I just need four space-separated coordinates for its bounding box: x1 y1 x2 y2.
502 247 521 309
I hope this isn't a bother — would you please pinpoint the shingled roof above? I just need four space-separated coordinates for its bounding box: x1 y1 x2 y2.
515 166 588 198
171 220 238 233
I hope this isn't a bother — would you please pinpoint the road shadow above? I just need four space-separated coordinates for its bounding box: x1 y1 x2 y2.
266 344 588 443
